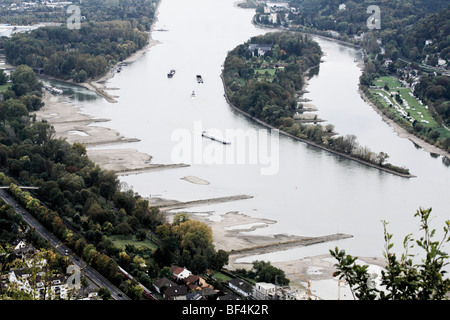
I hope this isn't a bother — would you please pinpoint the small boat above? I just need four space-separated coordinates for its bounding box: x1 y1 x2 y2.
191 91 196 97
201 131 230 145
167 69 176 78
196 75 203 83
44 85 63 94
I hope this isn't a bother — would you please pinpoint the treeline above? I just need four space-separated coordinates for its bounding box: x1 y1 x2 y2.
415 74 450 127
0 65 228 299
222 32 411 176
1 0 159 82
0 0 159 29
288 1 450 64
3 21 148 82
75 0 159 31
235 261 290 287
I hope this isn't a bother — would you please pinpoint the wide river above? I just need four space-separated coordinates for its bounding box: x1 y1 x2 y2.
47 0 449 271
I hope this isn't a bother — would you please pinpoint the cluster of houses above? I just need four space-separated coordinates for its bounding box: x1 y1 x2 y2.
255 1 292 27
3 0 73 10
153 265 315 300
0 239 99 300
2 238 315 300
152 266 236 301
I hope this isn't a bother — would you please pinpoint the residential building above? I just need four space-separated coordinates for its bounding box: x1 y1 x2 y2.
164 285 188 300
8 269 69 300
170 266 192 282
253 282 276 300
153 277 176 294
227 278 254 298
248 44 272 57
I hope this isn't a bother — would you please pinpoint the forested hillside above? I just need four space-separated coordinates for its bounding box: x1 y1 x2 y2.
3 21 148 81
1 0 159 82
289 0 450 64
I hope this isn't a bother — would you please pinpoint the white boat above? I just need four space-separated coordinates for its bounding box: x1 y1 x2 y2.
44 85 63 94
201 131 230 144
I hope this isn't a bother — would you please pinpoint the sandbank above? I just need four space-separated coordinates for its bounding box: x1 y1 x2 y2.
181 176 210 185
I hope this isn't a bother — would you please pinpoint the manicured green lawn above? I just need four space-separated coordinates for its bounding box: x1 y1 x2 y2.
0 84 10 93
371 76 438 128
255 68 276 76
109 235 158 251
373 76 402 88
210 270 233 282
397 88 437 127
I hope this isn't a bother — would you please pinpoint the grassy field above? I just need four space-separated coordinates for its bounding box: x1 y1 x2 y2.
209 269 233 282
371 76 437 127
373 76 402 88
109 235 158 251
0 84 10 93
370 75 450 141
397 88 437 126
254 68 277 82
255 68 276 76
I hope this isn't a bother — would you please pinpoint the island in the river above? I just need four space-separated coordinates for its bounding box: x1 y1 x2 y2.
222 31 414 178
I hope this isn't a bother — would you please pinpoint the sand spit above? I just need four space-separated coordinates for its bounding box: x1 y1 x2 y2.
181 176 210 185
153 195 254 211
34 92 188 174
36 93 135 146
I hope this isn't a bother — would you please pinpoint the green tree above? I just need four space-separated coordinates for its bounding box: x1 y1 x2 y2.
213 250 229 269
330 208 450 300
0 69 8 85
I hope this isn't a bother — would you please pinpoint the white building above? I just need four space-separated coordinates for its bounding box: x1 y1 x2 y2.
8 269 69 300
228 279 254 298
170 266 192 281
253 282 276 300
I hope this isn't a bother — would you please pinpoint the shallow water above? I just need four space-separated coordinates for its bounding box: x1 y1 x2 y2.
45 0 449 282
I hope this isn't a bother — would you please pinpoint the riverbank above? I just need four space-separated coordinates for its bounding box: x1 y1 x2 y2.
34 92 189 175
251 21 450 161
220 72 415 178
31 1 179 175
80 32 161 103
358 86 450 159
79 0 163 103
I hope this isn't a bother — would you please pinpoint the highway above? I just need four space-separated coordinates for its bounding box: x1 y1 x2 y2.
0 189 129 300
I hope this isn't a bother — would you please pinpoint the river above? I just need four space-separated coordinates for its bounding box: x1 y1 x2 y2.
42 0 449 298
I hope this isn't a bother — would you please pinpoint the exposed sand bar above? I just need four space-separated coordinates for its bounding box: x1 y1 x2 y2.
181 176 210 185
153 195 254 211
34 92 188 173
114 163 190 176
36 93 136 146
86 149 189 175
